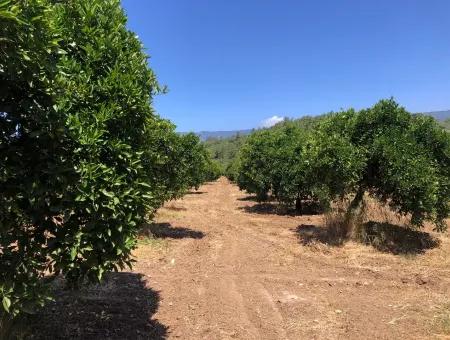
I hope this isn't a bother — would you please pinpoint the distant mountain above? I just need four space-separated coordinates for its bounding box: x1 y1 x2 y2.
193 109 450 141
194 129 253 141
423 110 450 121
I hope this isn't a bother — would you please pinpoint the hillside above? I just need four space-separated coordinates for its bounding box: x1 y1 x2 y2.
203 110 450 176
426 110 450 121
442 119 450 130
203 134 248 178
198 110 450 141
196 129 253 141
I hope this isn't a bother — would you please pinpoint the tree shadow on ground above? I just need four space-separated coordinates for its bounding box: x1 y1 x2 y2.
141 222 205 239
186 190 206 195
27 272 167 340
294 221 441 255
239 201 324 216
165 205 187 211
360 221 440 255
237 195 261 202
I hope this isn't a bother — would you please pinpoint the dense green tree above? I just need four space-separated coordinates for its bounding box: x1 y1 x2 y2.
160 132 220 200
48 0 170 288
263 125 310 210
237 129 278 201
236 99 449 230
224 158 240 182
204 114 328 182
317 99 449 230
203 133 248 178
0 0 217 321
236 122 363 211
179 133 219 189
0 0 67 317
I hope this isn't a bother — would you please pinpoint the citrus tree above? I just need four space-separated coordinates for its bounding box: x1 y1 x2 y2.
236 99 449 230
318 99 450 230
236 122 363 212
237 129 278 201
0 0 67 317
237 123 312 208
178 133 220 190
0 0 217 321
154 131 221 201
48 0 171 288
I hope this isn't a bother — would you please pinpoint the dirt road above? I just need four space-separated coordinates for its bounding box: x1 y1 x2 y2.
133 178 450 339
32 178 450 339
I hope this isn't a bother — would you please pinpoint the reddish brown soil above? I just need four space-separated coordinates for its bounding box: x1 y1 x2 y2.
30 178 450 339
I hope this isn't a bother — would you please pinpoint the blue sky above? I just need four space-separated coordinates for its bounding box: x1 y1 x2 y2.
121 0 450 132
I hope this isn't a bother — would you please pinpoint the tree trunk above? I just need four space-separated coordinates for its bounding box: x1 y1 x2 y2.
347 188 365 216
256 191 268 202
343 187 365 237
295 196 302 213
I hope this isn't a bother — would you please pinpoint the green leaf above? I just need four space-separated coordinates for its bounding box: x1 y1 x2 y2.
97 267 104 282
101 189 114 198
70 247 77 260
2 296 11 312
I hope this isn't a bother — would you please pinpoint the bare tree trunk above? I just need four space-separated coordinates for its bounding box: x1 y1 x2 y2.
343 187 365 237
295 195 302 213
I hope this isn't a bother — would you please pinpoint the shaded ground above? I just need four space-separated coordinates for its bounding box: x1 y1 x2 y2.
31 178 450 339
239 200 324 216
359 221 441 255
295 222 441 254
140 222 205 240
28 273 166 340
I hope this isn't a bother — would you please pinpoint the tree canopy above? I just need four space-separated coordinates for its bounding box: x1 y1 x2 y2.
0 0 216 318
236 99 449 229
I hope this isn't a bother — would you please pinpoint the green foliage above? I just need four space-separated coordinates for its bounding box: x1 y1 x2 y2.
203 133 248 180
160 132 220 199
236 129 278 200
237 121 363 209
441 118 450 131
236 122 309 204
304 130 365 204
224 157 240 182
237 99 449 229
271 114 327 132
0 0 65 318
320 99 449 230
47 0 168 289
204 115 328 182
180 133 221 188
0 0 217 321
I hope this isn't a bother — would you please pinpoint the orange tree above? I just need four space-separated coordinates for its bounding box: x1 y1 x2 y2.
237 99 449 230
236 122 362 211
318 99 450 230
150 130 221 203
0 0 65 317
0 0 215 320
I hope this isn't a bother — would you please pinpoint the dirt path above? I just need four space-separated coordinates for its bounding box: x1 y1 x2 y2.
132 178 450 340
30 178 450 339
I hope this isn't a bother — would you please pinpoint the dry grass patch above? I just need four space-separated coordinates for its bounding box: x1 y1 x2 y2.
431 303 450 337
296 197 446 256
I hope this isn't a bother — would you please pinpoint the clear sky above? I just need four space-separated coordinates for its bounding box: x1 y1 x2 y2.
121 0 450 132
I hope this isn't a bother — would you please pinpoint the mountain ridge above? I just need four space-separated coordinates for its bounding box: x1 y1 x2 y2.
189 110 450 140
